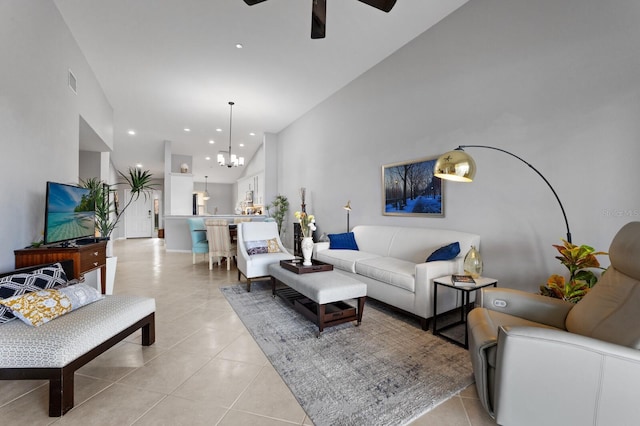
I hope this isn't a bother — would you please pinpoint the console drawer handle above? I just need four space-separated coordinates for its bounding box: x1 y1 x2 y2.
93 262 99 267
93 252 99 256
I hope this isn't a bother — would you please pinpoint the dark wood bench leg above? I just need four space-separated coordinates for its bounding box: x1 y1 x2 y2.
317 303 326 337
356 296 366 326
142 314 156 346
49 367 74 417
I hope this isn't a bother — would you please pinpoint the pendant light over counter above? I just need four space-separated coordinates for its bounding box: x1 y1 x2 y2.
217 101 244 168
203 175 210 200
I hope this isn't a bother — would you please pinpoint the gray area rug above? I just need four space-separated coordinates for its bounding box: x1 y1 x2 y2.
221 280 474 426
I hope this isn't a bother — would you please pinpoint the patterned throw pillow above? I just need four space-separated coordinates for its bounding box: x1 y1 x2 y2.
0 283 103 327
0 263 69 323
245 240 268 255
266 238 281 253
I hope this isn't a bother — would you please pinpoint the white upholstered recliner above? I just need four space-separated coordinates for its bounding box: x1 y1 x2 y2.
237 221 293 292
468 222 640 425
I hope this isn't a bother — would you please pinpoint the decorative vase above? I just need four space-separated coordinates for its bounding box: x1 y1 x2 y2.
301 236 314 266
105 256 117 295
105 238 114 258
464 245 483 278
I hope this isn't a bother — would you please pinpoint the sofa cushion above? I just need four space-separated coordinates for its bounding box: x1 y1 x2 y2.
247 251 294 269
0 283 103 327
315 250 380 273
355 257 416 292
328 232 359 250
0 263 69 324
426 242 460 262
566 267 640 348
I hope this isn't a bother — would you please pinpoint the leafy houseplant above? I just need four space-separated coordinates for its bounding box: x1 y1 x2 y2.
81 167 156 240
539 239 608 303
265 195 289 236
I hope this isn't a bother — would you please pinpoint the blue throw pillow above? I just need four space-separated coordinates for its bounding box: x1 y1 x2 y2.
426 242 460 262
328 232 359 250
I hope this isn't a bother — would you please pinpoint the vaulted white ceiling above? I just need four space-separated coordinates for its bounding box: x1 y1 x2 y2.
55 0 468 183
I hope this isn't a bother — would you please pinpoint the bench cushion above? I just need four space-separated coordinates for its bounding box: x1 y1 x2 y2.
268 264 366 305
0 295 155 368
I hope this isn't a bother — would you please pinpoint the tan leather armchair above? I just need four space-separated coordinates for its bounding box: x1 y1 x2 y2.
468 222 640 425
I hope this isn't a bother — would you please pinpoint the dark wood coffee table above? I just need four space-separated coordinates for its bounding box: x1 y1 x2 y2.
268 262 367 336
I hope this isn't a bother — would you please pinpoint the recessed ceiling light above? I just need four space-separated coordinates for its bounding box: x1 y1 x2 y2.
249 132 255 136
127 130 136 135
216 128 222 132
135 163 143 168
239 143 245 147
184 128 191 132
205 156 211 161
236 43 243 49
209 140 215 144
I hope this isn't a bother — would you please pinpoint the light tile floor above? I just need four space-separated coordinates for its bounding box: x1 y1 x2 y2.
0 238 497 425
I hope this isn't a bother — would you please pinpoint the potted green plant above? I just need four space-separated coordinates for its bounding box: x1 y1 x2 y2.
81 168 156 241
539 239 608 303
265 194 289 236
80 168 155 294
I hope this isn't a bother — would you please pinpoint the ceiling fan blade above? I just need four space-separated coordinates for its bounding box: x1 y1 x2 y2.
357 0 397 13
243 0 268 5
311 0 326 39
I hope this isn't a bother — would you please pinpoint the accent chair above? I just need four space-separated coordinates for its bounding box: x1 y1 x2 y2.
187 218 208 264
467 221 640 425
237 221 293 291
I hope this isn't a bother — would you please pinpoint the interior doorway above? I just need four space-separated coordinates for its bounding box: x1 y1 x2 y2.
124 189 153 238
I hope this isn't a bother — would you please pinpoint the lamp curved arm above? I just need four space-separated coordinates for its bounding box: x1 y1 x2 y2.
458 145 572 243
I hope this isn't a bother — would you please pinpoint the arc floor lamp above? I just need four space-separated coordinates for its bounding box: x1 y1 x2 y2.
434 145 572 243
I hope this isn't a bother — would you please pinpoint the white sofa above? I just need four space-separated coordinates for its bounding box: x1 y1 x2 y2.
314 225 480 329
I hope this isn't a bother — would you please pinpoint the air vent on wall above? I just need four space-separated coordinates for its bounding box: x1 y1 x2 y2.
68 69 77 94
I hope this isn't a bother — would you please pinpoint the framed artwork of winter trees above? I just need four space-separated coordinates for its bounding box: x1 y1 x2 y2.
381 156 444 217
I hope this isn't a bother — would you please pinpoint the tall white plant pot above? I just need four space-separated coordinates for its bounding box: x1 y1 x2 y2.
105 256 118 295
106 239 114 258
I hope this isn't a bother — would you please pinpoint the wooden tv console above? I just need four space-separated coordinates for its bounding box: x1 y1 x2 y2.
14 241 108 294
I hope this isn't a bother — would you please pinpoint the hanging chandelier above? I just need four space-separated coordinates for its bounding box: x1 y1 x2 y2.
217 101 244 168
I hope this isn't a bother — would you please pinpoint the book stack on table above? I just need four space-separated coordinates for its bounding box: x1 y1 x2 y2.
451 274 476 286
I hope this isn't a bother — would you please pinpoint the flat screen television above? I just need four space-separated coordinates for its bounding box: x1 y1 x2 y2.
44 181 96 245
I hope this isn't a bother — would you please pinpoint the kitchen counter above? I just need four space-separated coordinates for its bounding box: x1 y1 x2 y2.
164 215 265 252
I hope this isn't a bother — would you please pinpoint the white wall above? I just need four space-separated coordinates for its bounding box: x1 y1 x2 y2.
276 0 640 291
193 181 234 214
0 0 113 270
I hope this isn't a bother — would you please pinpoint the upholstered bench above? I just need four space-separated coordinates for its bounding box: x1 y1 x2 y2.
0 261 155 417
268 263 367 336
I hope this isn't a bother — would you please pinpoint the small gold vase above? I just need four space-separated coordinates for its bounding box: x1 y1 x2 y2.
463 245 483 278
